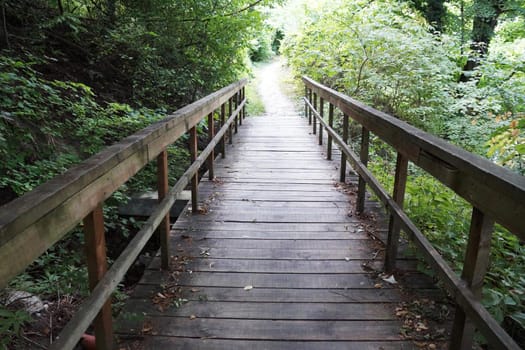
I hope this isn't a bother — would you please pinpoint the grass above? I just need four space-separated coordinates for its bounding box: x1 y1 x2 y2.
244 62 266 116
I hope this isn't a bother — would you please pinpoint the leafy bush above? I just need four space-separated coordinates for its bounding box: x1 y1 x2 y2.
282 0 458 132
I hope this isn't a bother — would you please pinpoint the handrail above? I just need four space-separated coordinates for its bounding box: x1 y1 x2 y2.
303 76 524 350
0 79 247 349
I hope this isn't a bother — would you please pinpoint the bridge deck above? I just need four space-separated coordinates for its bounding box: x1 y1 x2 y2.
117 109 448 349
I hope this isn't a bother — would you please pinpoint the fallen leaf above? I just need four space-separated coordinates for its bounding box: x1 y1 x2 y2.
415 322 428 331
344 257 351 261
374 283 383 289
244 285 253 291
189 315 197 320
191 288 200 293
382 275 398 284
142 322 153 334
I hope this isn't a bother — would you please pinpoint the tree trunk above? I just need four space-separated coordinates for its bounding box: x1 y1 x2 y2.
107 0 116 24
0 1 9 50
460 0 503 81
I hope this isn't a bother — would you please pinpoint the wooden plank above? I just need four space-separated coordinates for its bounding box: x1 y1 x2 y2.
130 285 417 303
220 102 226 158
146 257 416 274
145 248 380 261
190 126 199 213
207 112 215 180
157 150 170 269
117 318 406 341
340 114 349 182
83 205 113 350
319 97 324 145
172 222 377 232
121 300 396 320
384 153 408 273
169 238 374 251
168 230 373 240
192 200 353 210
356 126 369 213
139 271 430 289
450 207 494 349
119 337 418 350
327 102 334 160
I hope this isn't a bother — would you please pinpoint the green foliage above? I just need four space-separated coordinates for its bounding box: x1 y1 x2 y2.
487 113 525 173
0 307 32 349
282 0 459 132
10 232 90 297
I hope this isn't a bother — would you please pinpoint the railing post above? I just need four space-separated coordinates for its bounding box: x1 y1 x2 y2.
228 97 233 145
308 89 312 125
83 205 113 350
238 90 243 125
157 150 170 269
340 114 349 182
304 86 308 120
319 97 324 145
313 92 317 134
356 127 369 213
242 86 246 121
220 103 226 158
234 92 239 134
190 126 199 213
384 153 408 273
207 112 215 180
450 207 494 349
327 103 334 160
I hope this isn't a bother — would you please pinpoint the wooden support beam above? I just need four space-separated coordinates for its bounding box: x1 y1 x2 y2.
207 112 215 180
308 89 312 125
340 114 349 182
228 98 233 145
313 92 317 135
83 205 113 350
242 87 246 121
189 126 199 213
384 153 409 273
239 90 243 125
319 98 324 145
234 93 239 134
157 150 170 269
221 103 226 159
304 86 308 120
450 208 494 349
327 103 334 160
356 127 370 213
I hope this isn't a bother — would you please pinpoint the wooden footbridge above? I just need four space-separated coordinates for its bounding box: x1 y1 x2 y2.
1 76 524 349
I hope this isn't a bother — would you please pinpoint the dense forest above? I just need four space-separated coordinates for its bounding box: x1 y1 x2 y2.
0 0 524 348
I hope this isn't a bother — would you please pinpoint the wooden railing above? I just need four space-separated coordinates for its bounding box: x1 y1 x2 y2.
303 76 524 350
0 79 247 349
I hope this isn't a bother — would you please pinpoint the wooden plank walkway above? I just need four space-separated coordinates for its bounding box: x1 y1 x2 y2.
116 112 449 349
116 65 450 349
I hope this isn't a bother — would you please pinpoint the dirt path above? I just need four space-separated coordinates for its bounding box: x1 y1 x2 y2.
256 59 300 117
